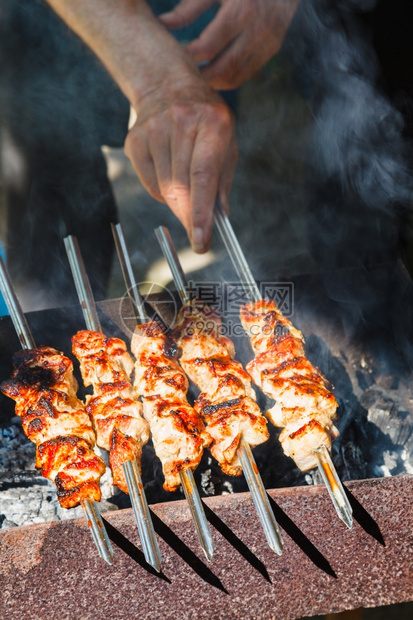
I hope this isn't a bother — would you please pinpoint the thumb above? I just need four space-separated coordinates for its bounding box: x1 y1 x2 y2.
159 0 217 30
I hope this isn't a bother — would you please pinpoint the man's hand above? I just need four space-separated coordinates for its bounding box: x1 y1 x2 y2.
159 0 300 90
45 0 238 253
125 81 237 252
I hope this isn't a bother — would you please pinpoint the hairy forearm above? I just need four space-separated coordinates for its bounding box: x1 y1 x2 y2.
45 0 201 110
45 0 238 254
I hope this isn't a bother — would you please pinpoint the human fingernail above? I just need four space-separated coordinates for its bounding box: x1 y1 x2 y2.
191 227 204 252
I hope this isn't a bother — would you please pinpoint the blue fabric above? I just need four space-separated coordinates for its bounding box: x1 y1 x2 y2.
0 246 9 316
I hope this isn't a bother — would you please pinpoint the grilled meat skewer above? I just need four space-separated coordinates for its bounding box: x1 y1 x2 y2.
213 202 352 528
1 346 106 508
240 299 339 471
72 330 150 494
131 320 211 492
171 300 269 476
112 222 214 560
155 223 284 552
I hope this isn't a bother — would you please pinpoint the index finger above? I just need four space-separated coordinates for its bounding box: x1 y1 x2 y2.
189 121 233 252
186 3 243 64
159 0 216 30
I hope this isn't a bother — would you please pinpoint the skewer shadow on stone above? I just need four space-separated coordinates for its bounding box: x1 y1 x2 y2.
150 510 229 593
202 501 271 583
101 517 170 581
343 488 385 546
267 495 337 579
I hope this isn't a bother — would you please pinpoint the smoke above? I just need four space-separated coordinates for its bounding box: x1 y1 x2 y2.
1 0 412 312
282 0 413 271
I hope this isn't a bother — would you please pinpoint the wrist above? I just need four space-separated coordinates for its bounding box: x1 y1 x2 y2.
126 40 205 113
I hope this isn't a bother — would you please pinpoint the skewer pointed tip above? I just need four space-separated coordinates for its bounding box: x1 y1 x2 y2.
81 499 114 565
339 504 353 530
239 440 284 555
203 543 214 562
101 550 114 566
269 540 284 556
314 445 353 529
144 552 162 572
150 561 162 573
180 469 215 561
123 460 162 571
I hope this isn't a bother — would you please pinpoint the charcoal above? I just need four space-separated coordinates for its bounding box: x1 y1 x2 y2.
403 432 413 462
361 387 413 447
356 369 375 391
1 518 17 529
0 424 35 472
382 450 399 474
340 440 367 480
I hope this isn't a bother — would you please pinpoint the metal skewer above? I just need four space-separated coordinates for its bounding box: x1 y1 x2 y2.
314 445 353 529
112 223 214 561
64 236 162 571
214 202 353 529
155 225 283 554
0 256 114 565
111 224 147 325
80 497 113 565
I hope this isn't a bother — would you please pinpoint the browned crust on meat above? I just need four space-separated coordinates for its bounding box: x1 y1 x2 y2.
72 330 149 494
170 301 269 475
109 428 142 494
1 347 105 509
55 481 102 509
240 299 339 469
132 321 209 491
288 418 324 440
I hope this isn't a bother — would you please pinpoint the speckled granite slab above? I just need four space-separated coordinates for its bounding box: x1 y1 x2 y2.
1 475 412 620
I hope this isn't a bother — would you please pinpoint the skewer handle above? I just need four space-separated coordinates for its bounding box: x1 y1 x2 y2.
0 256 36 349
214 203 261 303
155 227 190 304
123 459 162 572
111 224 147 324
180 469 214 561
64 236 101 333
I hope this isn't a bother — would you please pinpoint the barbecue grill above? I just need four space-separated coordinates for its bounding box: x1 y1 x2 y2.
0 248 412 618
